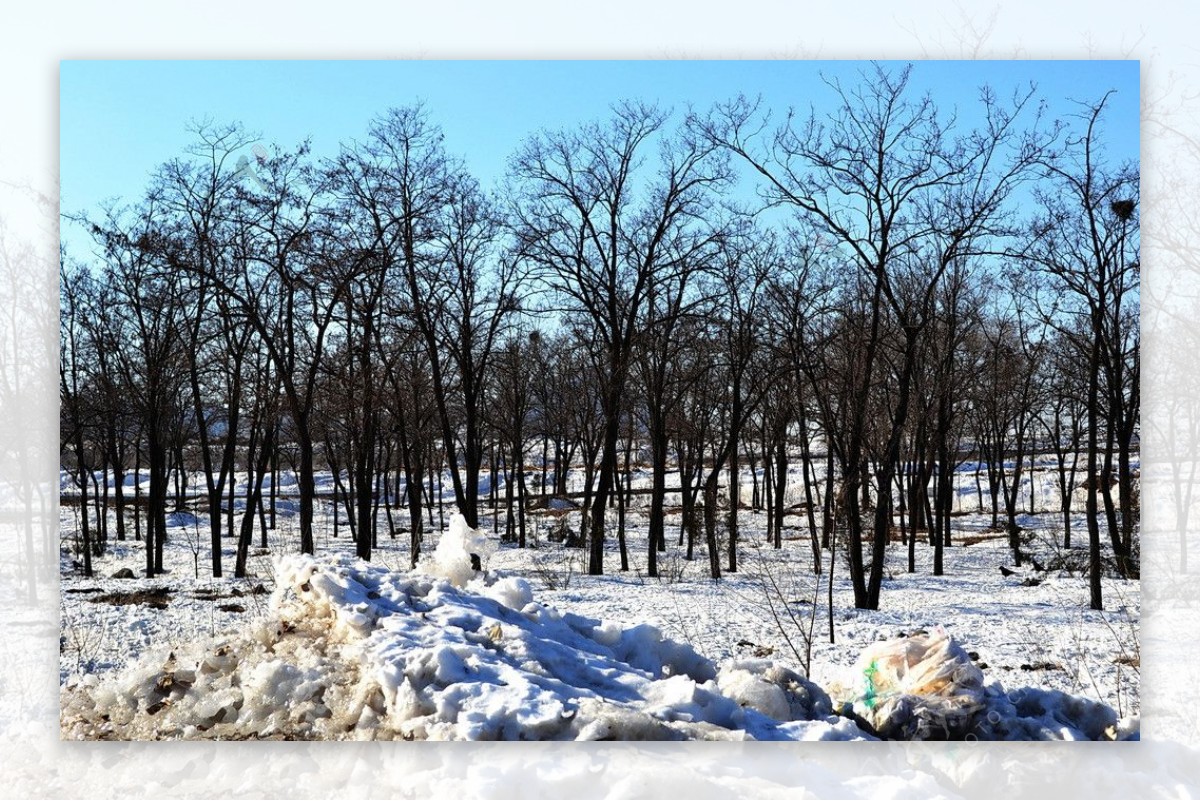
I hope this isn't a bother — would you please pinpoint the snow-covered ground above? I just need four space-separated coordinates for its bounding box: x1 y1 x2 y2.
58 463 1140 740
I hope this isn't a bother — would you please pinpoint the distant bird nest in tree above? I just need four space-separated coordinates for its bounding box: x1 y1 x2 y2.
1110 199 1135 221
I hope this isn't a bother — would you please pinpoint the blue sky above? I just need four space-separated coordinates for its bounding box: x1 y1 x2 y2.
60 60 1139 243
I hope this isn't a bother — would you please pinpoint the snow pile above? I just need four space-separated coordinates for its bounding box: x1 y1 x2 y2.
971 685 1134 741
418 513 496 587
61 549 858 741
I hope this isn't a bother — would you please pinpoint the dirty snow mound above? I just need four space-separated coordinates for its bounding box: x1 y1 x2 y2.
61 553 858 741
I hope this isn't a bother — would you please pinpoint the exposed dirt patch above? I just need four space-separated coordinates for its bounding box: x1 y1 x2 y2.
193 584 267 602
959 533 1008 547
88 587 173 610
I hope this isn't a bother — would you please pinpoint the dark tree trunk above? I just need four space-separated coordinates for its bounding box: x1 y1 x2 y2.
798 409 820 574
72 431 93 578
235 421 273 578
146 423 168 578
515 439 528 549
133 447 143 542
647 422 669 578
822 449 835 549
728 436 740 574
748 442 760 511
703 476 721 580
297 425 316 554
107 425 126 542
618 431 632 572
587 382 624 576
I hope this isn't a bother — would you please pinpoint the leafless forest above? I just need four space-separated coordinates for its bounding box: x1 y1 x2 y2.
60 64 1139 613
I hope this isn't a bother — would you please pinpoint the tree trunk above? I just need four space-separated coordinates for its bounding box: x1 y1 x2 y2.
703 475 721 580
515 438 528 549
798 411 820 574
728 436 740 574
297 425 316 554
647 422 669 578
108 426 126 542
147 423 168 578
235 421 273 578
618 431 632 572
72 430 93 578
773 435 787 550
588 386 624 576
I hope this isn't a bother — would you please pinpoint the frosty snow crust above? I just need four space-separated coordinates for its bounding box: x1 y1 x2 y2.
60 516 1138 741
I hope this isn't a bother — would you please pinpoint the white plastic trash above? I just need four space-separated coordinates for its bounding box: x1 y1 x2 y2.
830 627 986 740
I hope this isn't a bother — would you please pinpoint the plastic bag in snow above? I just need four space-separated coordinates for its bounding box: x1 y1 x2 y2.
831 627 985 740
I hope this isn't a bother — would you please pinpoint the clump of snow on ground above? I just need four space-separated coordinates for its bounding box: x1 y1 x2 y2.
418 512 497 587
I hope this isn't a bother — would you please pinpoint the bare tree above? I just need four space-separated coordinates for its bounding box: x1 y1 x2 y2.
1026 92 1140 607
512 101 730 575
345 106 521 534
1040 327 1087 548
59 256 99 576
490 331 537 547
970 305 1045 565
698 63 1054 608
224 140 332 556
153 123 257 575
85 201 191 576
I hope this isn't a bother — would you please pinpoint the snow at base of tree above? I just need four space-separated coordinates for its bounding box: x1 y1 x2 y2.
59 515 1138 741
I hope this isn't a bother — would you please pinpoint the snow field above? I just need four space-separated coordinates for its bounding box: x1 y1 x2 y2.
60 510 1138 741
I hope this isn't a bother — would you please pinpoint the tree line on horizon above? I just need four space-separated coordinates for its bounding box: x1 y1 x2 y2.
59 64 1139 610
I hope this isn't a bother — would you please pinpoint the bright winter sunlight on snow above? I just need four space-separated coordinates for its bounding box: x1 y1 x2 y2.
57 60 1140 741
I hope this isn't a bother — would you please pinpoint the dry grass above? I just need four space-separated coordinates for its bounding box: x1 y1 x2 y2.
193 584 267 602
958 533 1008 547
88 587 173 609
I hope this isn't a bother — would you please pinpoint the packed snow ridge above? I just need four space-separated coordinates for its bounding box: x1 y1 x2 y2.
61 515 1137 741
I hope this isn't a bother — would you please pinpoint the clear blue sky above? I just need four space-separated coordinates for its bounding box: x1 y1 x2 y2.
60 60 1139 243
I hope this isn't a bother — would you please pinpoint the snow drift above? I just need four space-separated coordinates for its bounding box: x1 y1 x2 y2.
60 515 1138 741
61 516 854 741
